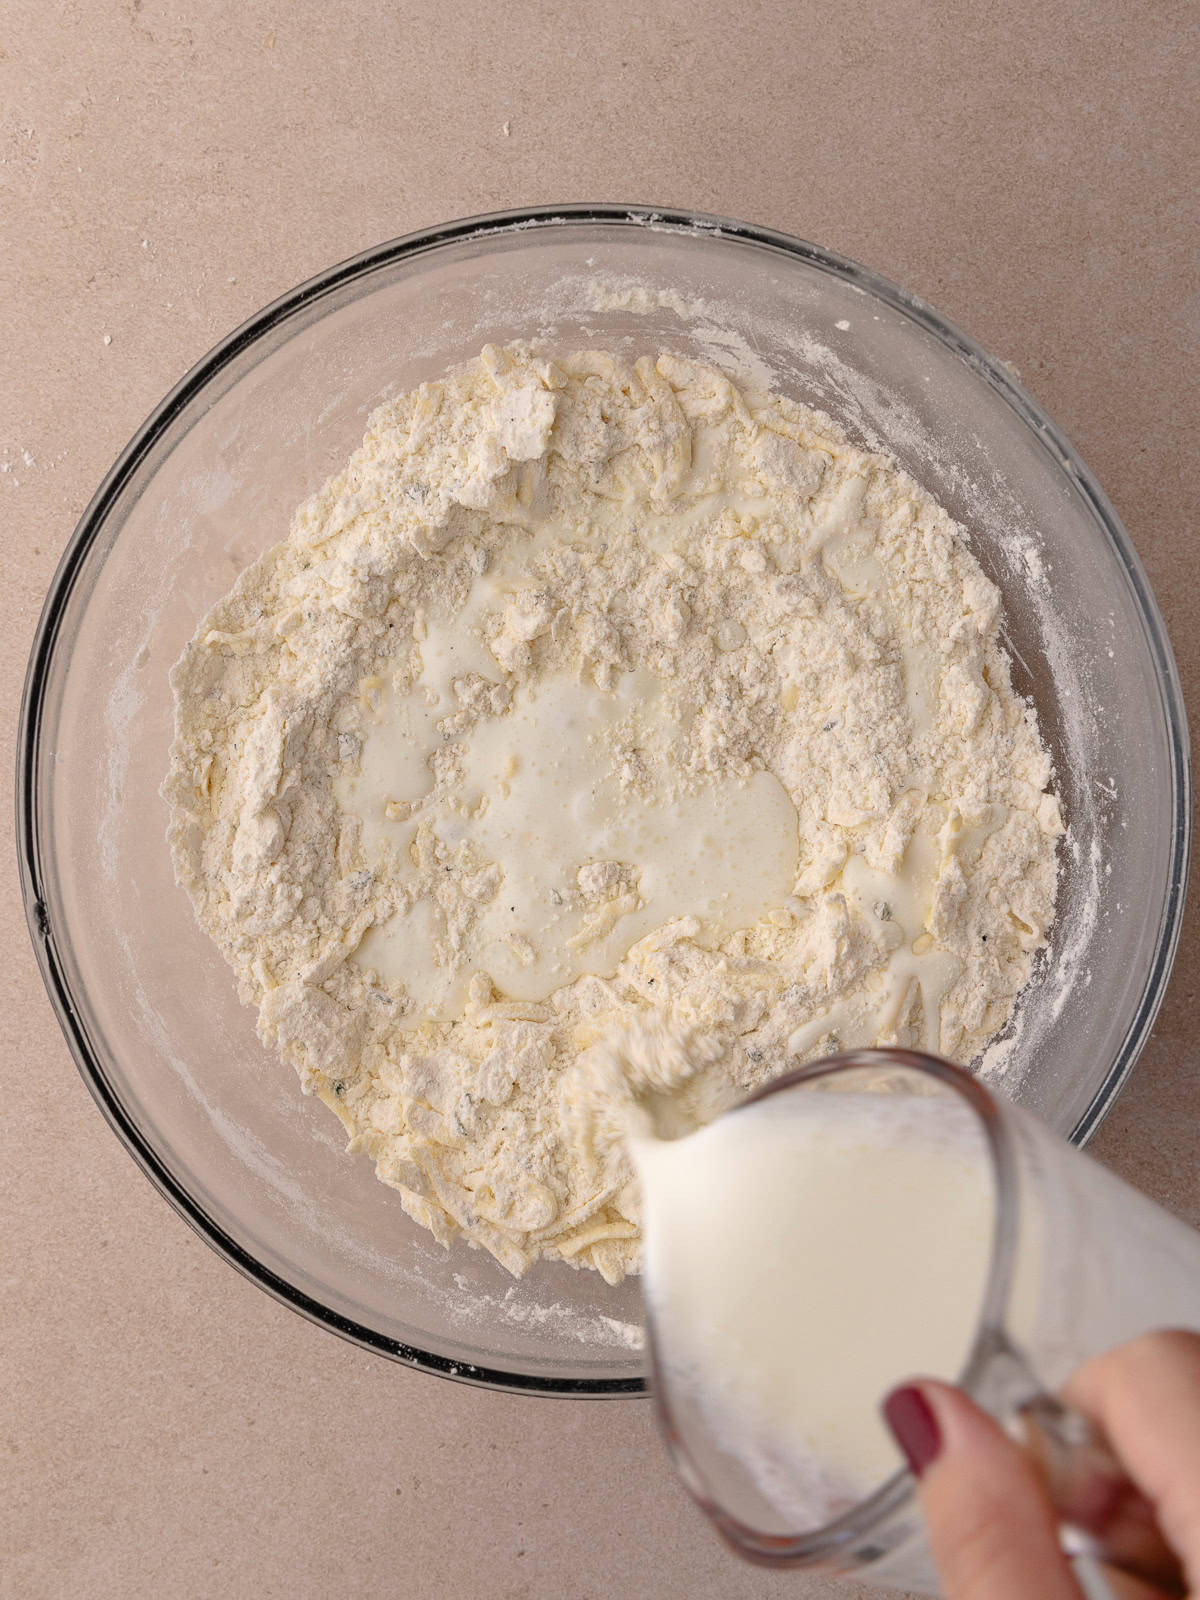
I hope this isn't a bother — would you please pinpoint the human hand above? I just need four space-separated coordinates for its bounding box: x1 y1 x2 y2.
882 1330 1200 1599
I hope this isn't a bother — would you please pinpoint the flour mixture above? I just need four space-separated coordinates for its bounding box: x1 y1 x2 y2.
164 345 1061 1282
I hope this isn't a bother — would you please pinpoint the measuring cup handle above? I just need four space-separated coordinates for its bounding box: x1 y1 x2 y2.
1018 1392 1186 1597
964 1333 1183 1595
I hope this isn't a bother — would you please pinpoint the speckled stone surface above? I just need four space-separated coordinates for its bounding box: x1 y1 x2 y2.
3 2 1197 1595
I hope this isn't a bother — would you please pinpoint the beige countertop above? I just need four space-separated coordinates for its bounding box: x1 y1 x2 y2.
3 2 1197 1595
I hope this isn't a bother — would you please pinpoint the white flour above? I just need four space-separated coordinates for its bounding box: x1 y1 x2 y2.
164 345 1061 1283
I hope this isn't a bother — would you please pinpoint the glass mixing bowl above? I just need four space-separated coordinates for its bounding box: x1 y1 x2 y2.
18 206 1190 1395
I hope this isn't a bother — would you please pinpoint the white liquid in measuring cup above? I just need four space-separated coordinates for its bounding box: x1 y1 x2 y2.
632 1090 996 1530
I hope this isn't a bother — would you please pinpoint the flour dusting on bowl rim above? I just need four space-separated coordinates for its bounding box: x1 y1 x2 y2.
17 205 1190 1394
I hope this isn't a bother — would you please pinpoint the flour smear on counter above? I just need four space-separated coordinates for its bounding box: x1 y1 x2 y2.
164 343 1061 1280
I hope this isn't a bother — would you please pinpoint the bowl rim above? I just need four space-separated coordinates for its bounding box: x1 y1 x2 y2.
16 202 1191 1396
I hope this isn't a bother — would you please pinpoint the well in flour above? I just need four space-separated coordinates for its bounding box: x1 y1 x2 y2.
164 343 1061 1284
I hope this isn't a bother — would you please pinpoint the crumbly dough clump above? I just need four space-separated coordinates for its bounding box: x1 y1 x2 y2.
164 345 1061 1282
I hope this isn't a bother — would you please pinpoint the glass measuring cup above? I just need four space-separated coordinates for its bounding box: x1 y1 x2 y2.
640 1048 1200 1594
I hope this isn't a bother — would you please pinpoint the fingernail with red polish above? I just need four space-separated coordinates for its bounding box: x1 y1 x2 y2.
883 1385 943 1476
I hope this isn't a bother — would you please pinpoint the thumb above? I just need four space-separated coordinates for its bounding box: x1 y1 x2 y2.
883 1380 1083 1600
